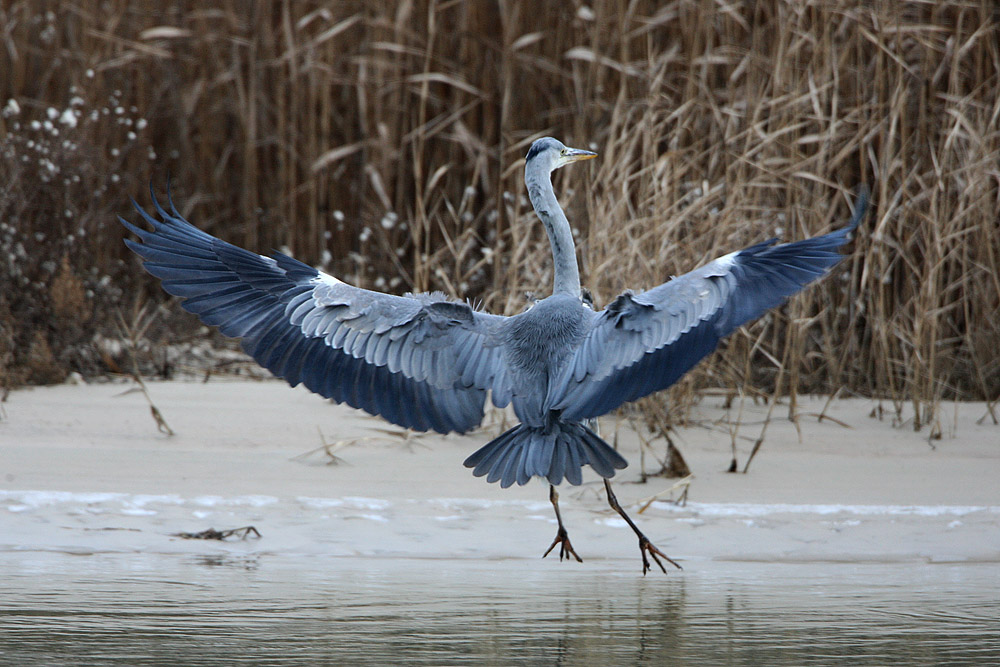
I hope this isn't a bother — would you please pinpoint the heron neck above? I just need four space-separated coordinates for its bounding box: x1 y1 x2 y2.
525 163 582 297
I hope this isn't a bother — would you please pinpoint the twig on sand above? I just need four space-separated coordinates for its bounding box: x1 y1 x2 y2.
977 400 998 426
367 425 434 451
637 475 693 514
799 412 852 428
174 526 261 540
115 307 174 436
290 427 362 465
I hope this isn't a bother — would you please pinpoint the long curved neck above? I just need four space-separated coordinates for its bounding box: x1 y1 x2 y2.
525 161 581 297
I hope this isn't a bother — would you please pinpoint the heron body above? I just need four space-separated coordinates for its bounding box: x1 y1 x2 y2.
471 291 627 487
122 136 866 572
500 293 590 424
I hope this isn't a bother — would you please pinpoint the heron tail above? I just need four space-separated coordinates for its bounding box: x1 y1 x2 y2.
463 421 628 488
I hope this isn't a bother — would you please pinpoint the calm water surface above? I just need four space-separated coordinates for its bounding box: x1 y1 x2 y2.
2 553 998 665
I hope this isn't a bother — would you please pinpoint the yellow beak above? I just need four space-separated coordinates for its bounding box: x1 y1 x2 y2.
563 148 598 163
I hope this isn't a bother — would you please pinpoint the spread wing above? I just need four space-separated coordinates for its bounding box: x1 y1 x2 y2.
121 189 511 434
555 191 868 421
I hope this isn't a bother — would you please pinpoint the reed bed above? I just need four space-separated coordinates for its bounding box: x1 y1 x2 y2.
1 0 998 432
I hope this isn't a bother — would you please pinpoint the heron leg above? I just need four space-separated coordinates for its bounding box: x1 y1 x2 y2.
604 479 681 575
543 484 583 563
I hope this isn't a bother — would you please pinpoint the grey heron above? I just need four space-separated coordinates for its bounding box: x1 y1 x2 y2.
121 136 866 573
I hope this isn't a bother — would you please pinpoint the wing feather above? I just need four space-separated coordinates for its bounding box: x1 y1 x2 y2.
122 189 510 435
557 192 867 421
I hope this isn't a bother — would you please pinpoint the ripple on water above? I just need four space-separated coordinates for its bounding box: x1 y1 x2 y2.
1 553 998 665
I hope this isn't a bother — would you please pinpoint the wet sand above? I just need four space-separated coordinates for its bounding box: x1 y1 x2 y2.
2 380 998 567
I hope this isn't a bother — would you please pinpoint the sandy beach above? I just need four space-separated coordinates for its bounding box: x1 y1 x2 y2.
2 379 997 567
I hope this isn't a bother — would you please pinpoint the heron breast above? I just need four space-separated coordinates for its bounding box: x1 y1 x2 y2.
502 295 589 376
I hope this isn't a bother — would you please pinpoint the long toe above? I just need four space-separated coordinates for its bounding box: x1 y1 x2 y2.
639 536 681 575
543 528 583 563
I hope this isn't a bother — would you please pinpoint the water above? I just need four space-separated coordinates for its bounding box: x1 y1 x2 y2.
2 553 997 665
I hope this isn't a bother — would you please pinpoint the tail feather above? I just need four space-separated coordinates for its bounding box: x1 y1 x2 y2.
476 428 517 483
486 438 517 485
464 421 628 488
550 436 568 486
532 433 555 481
516 440 532 487
580 430 618 478
563 432 584 485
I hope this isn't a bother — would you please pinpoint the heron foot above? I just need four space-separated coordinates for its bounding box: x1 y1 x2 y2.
637 534 681 575
544 484 583 563
543 526 583 563
604 479 682 575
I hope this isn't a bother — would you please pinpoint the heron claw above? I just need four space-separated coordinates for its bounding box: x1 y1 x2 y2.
639 535 681 575
544 526 583 563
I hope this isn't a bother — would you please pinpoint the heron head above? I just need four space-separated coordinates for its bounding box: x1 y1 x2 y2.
526 137 597 172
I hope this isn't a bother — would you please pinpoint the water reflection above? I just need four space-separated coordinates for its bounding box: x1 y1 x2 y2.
2 553 998 665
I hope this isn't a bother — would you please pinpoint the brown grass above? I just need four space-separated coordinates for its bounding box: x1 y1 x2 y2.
1 1 998 432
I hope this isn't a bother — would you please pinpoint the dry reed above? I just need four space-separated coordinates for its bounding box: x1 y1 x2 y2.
1 0 997 433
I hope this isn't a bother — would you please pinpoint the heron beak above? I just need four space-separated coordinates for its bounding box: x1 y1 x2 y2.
563 148 597 164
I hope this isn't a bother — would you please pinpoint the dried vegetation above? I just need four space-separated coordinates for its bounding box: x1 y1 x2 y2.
1 1 998 433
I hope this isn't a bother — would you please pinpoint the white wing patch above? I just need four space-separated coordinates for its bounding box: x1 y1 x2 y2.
314 271 345 287
714 250 739 270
